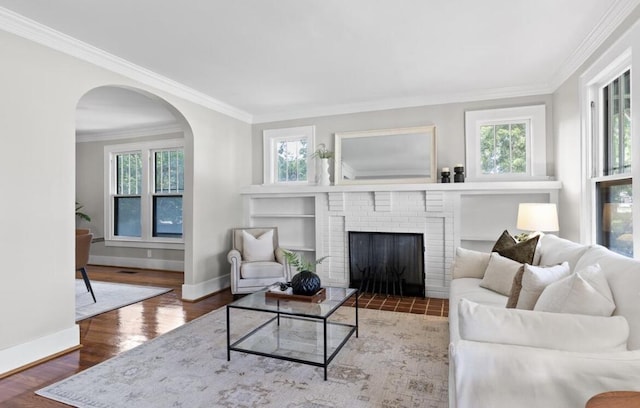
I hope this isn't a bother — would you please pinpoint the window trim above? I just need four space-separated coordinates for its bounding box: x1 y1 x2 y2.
263 125 315 185
581 47 632 247
464 105 547 181
104 138 185 249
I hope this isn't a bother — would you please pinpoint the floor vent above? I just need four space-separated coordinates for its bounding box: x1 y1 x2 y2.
117 270 139 274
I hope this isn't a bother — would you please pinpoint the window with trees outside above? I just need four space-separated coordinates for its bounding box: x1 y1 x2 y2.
106 139 184 246
465 105 547 181
479 122 527 174
595 69 632 257
263 125 315 184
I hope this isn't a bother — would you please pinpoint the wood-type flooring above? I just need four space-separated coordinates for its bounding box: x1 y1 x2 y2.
0 265 448 407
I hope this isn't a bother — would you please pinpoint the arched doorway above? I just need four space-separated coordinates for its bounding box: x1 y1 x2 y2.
75 85 193 284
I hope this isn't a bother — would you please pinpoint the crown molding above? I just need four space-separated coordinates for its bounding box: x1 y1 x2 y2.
252 83 554 124
1 2 637 126
548 0 640 91
0 7 253 124
76 123 184 143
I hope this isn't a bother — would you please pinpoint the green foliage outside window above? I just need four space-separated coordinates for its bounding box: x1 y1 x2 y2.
117 152 142 195
277 138 308 182
480 123 527 174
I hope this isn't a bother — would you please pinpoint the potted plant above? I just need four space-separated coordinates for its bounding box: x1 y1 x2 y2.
311 144 333 186
283 250 329 295
76 202 92 222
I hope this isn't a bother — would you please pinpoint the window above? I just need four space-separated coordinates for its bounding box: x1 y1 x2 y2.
106 139 184 247
479 122 527 174
263 125 315 184
591 68 632 257
465 105 547 181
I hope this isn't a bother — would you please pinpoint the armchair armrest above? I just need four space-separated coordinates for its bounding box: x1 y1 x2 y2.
227 249 242 264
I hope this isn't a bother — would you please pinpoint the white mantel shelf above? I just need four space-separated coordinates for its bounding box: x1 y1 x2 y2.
240 180 562 194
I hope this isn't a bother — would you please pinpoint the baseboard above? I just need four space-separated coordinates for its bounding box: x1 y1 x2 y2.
89 255 184 272
0 325 79 377
182 273 230 301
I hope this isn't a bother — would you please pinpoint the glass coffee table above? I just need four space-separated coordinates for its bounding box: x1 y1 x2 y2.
226 287 358 380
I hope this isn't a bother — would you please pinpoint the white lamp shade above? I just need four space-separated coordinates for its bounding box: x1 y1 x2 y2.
517 203 559 232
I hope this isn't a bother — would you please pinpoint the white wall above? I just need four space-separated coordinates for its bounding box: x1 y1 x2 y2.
251 95 555 185
0 29 251 375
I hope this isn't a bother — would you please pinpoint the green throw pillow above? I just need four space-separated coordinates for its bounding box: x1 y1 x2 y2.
491 230 539 265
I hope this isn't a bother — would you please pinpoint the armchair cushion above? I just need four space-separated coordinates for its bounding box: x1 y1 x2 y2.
241 261 285 279
242 230 275 262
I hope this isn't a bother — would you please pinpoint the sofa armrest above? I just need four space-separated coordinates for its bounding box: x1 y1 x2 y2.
227 249 241 264
451 340 640 408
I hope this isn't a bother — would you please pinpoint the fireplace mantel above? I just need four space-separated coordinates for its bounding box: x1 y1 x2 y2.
241 181 561 299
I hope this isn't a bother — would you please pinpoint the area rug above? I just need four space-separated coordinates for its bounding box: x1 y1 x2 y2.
38 306 449 407
76 280 172 322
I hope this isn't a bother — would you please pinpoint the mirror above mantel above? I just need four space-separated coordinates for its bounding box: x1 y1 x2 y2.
334 125 437 185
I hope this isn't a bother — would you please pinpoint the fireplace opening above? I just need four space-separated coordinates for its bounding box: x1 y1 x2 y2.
348 231 425 297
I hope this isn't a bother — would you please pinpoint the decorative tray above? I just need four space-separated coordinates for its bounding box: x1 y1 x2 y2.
265 288 326 303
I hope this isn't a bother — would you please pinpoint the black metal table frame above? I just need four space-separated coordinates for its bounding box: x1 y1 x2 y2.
226 289 358 380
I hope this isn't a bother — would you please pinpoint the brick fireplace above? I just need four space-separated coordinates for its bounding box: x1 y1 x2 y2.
318 190 454 298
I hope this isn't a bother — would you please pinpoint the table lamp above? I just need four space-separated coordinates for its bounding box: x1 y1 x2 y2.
516 203 559 241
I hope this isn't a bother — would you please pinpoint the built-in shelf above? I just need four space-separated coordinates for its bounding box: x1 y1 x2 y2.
244 194 317 263
241 181 562 297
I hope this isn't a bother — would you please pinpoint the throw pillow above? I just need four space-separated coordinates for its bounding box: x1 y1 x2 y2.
451 247 491 279
505 266 525 308
480 252 523 296
458 299 629 352
242 230 275 262
534 263 616 316
491 230 540 265
515 262 571 310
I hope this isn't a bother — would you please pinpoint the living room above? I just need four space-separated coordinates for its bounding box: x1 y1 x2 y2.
2 1 640 406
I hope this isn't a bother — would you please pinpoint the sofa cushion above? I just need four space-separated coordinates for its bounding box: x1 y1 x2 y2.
240 261 284 279
575 245 640 350
459 299 629 352
515 262 571 310
537 234 589 271
449 278 508 344
534 263 615 316
492 230 539 264
242 229 275 262
451 247 491 279
480 252 522 296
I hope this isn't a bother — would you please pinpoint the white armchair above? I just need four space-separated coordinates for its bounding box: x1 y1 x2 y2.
227 227 291 295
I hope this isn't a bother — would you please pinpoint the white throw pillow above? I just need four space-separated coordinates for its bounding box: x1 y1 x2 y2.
451 247 491 279
534 263 616 316
458 298 629 352
242 230 275 262
479 252 522 296
515 262 571 310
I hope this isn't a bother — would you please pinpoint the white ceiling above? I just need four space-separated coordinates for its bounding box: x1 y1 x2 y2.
0 0 638 125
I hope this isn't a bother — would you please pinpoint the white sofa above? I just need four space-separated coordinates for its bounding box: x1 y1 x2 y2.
448 234 640 408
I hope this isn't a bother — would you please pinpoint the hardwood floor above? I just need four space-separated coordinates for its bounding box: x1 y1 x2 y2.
0 265 448 407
